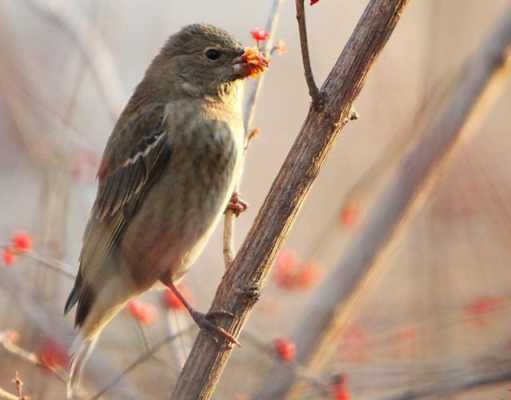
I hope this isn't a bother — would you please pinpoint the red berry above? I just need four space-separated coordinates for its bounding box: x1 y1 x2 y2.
273 337 296 362
250 29 270 43
127 300 158 325
39 340 69 370
466 296 503 316
162 285 192 311
12 232 32 252
332 376 351 400
2 249 16 266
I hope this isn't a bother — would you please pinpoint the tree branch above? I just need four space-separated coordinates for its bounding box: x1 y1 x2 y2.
171 1 410 399
88 327 193 400
255 5 511 399
295 0 321 105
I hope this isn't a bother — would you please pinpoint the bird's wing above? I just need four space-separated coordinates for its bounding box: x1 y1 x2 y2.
65 103 172 319
95 102 171 220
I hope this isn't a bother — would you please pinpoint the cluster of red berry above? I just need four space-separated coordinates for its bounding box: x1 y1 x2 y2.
2 232 32 266
273 249 322 290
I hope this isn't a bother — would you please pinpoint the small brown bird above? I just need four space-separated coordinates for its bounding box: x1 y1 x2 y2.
64 23 268 397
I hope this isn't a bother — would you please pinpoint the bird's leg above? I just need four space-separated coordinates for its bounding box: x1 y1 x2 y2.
225 192 248 217
167 282 240 346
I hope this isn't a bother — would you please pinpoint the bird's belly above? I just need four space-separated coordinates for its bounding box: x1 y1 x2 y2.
119 139 240 289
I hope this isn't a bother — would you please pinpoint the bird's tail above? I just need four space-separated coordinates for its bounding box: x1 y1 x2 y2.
67 335 98 399
66 275 139 398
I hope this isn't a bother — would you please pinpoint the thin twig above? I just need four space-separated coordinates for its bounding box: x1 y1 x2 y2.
25 251 76 280
172 1 409 399
256 5 511 399
222 211 236 267
0 273 142 398
0 387 17 400
0 243 76 280
295 0 321 106
0 330 66 383
223 0 286 269
24 0 125 119
244 0 287 131
88 328 193 400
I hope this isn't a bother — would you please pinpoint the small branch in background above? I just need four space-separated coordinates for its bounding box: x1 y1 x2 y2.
172 1 410 399
223 0 287 270
256 5 511 399
0 387 18 400
24 0 125 119
295 0 321 106
88 328 193 400
0 273 143 398
24 251 75 280
0 330 66 384
374 351 511 400
12 372 28 400
1 331 39 366
1 243 75 281
244 0 287 131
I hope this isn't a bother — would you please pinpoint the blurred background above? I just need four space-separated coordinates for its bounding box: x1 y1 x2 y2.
1 0 511 399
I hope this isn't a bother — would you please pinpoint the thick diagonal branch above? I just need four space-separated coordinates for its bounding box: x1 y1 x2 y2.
171 1 410 399
256 6 511 400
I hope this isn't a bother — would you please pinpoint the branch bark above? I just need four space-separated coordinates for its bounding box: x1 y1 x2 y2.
171 1 410 398
255 6 511 400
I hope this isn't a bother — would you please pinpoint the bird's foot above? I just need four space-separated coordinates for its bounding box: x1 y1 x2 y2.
190 310 240 346
225 192 248 217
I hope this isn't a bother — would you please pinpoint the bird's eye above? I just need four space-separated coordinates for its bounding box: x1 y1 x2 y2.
205 48 221 60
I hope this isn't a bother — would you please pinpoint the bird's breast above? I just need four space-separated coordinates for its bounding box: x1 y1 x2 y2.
120 101 244 285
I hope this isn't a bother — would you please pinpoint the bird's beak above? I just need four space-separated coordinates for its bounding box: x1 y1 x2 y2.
232 47 269 79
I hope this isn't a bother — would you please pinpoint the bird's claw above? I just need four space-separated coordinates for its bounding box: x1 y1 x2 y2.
190 310 240 346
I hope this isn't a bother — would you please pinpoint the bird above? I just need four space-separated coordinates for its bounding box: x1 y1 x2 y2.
63 23 268 398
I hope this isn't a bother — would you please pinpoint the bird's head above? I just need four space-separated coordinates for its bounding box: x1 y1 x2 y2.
148 24 269 99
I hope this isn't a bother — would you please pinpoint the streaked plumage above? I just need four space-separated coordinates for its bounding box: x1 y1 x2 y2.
64 23 267 398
